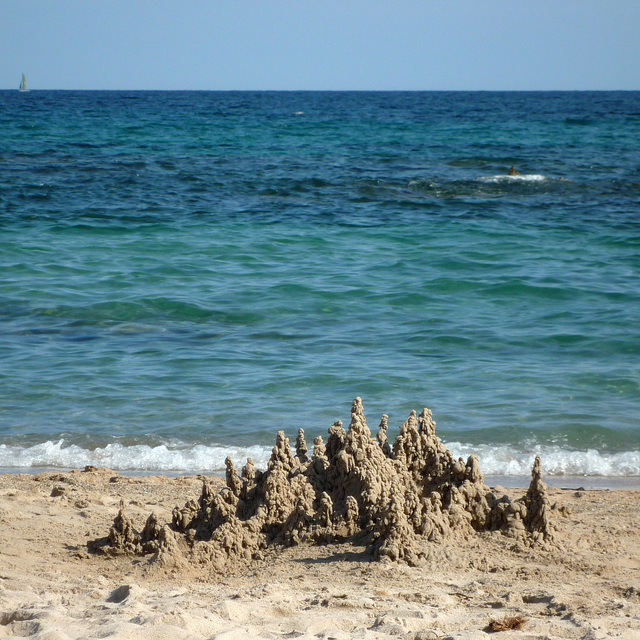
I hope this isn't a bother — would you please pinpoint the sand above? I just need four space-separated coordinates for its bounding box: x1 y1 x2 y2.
1 400 640 639
0 473 639 638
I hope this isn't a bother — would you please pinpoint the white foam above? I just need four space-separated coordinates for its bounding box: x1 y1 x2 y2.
447 442 640 477
477 174 547 183
1 439 639 478
0 440 272 474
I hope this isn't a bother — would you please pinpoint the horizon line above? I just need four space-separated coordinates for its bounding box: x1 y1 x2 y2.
5 87 639 92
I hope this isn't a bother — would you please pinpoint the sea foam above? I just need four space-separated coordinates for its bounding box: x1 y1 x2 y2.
477 174 547 183
0 440 272 474
1 439 639 478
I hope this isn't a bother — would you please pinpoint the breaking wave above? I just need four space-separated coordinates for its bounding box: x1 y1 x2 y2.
477 174 547 183
1 439 639 478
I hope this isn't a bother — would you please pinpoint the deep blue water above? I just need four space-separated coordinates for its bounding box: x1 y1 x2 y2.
1 91 639 476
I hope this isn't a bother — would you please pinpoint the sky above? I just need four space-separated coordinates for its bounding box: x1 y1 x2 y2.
2 0 639 91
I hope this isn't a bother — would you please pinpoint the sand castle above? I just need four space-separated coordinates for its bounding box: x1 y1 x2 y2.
100 398 554 569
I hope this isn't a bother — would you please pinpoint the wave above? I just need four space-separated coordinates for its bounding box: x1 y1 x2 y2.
476 174 547 183
1 439 639 478
0 440 273 474
446 442 640 477
405 174 559 199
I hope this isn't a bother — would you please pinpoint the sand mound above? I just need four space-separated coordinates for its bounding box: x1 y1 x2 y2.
95 398 554 570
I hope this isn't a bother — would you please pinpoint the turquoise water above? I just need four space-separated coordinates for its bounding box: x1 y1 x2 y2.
1 91 639 476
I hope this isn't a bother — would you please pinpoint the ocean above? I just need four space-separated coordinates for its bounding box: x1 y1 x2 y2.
1 90 639 480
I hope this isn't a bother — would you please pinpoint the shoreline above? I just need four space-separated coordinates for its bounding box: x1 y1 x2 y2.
3 467 640 490
485 474 640 490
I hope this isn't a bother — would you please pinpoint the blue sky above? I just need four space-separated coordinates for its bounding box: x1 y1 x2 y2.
2 0 639 90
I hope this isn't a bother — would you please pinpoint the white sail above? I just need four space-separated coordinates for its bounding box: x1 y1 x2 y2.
19 73 29 92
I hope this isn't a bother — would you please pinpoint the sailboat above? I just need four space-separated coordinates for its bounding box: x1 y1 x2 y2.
19 73 29 92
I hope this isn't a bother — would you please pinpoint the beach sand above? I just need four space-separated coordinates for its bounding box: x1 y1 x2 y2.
1 468 639 640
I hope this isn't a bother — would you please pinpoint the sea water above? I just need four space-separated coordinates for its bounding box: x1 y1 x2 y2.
1 90 639 478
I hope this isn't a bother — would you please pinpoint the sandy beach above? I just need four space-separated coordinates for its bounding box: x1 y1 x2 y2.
1 467 639 640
